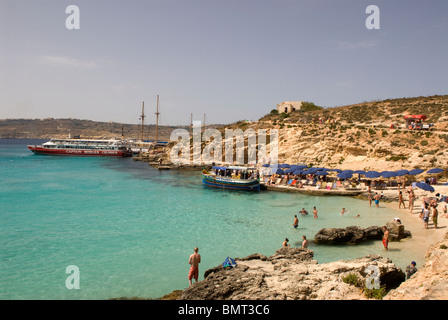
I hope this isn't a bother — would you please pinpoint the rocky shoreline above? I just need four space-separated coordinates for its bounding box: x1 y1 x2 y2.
167 231 448 300
179 248 405 300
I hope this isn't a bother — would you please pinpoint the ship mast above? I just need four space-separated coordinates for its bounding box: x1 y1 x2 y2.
155 95 160 142
140 101 145 141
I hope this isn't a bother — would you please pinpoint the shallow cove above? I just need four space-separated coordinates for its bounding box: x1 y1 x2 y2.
0 139 429 299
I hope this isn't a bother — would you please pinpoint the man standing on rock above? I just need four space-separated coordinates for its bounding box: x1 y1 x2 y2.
382 226 389 251
188 247 201 286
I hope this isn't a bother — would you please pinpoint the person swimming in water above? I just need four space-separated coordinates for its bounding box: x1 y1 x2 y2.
292 215 299 228
299 208 308 215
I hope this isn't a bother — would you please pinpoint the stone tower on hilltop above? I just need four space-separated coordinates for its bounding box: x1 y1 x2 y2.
277 101 303 114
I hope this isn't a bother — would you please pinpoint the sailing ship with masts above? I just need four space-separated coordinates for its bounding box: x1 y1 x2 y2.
128 95 168 154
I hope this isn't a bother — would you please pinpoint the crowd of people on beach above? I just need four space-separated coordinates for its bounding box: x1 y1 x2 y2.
190 167 447 287
396 185 448 229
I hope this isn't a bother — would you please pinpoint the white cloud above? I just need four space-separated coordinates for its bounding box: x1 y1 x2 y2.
40 55 99 68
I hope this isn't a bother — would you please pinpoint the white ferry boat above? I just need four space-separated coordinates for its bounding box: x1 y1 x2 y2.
27 138 133 157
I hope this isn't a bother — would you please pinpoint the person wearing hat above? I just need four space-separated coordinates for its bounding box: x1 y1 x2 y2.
406 261 417 279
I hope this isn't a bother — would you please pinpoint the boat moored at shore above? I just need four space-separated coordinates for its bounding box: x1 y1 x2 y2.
202 166 260 191
27 138 133 157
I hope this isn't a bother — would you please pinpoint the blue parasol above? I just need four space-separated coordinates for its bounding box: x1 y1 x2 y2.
364 171 381 178
395 170 409 176
416 182 435 192
273 168 285 174
337 171 353 179
409 169 424 175
381 171 397 178
426 168 445 174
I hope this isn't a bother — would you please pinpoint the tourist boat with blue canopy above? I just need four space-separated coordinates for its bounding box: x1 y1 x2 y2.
202 165 260 191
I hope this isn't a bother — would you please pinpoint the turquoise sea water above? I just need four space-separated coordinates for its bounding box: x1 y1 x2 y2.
0 139 423 299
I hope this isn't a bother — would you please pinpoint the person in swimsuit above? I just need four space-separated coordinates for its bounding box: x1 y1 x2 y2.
188 247 201 286
382 226 389 251
313 206 318 218
423 205 430 229
292 215 299 228
283 238 290 247
302 235 309 248
374 193 380 208
398 191 406 209
431 205 438 229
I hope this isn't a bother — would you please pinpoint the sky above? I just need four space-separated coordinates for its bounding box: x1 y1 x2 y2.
1 0 447 126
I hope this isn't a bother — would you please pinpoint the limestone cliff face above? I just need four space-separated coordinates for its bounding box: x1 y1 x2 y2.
384 232 448 300
180 248 405 300
164 95 448 171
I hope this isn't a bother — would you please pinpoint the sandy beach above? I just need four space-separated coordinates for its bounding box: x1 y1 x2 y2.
379 185 448 260
264 180 448 268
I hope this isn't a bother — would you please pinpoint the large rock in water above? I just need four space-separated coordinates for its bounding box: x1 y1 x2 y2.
313 223 411 245
386 221 412 241
314 226 383 245
180 248 405 300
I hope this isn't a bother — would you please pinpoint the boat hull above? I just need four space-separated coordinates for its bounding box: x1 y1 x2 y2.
27 146 132 157
202 173 260 191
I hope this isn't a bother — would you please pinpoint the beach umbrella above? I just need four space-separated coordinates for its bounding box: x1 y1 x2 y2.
426 168 445 174
364 171 381 179
292 170 304 175
381 171 397 178
416 182 435 192
329 168 343 173
337 171 353 179
305 167 318 174
272 168 284 175
295 165 309 170
262 164 271 167
278 164 290 168
315 170 329 176
395 170 409 176
354 170 366 175
408 169 424 175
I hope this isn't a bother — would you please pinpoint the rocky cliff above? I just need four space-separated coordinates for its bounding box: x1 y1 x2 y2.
163 95 448 171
